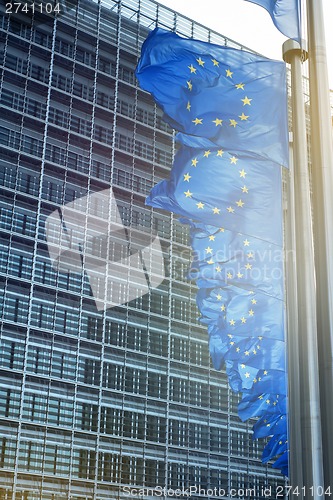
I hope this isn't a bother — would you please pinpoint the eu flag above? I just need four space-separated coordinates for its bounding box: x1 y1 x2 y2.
245 0 301 41
146 145 283 246
137 28 288 475
136 28 288 168
187 222 284 299
197 286 285 340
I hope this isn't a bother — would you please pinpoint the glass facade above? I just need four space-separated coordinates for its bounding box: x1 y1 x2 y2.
0 0 285 498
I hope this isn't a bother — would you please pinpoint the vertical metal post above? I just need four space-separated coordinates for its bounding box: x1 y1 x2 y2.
307 0 333 489
284 135 303 491
283 40 324 496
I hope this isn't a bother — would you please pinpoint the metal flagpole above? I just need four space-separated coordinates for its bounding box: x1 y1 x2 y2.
283 39 324 497
307 0 333 490
284 128 304 491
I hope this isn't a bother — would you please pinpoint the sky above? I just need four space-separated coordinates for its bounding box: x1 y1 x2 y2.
155 0 333 90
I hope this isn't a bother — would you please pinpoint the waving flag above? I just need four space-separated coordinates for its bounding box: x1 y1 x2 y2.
136 28 288 168
136 28 288 475
187 222 284 298
147 146 283 245
245 0 301 41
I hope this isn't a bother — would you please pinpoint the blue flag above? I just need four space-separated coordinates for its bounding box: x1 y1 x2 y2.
136 28 288 168
147 146 283 246
245 0 301 41
262 433 288 463
238 392 287 420
137 28 288 476
187 222 284 299
197 287 285 340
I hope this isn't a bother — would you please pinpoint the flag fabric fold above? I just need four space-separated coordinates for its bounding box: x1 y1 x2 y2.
188 223 284 299
245 0 301 42
136 27 289 476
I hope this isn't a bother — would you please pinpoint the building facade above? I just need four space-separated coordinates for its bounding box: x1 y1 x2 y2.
0 0 285 498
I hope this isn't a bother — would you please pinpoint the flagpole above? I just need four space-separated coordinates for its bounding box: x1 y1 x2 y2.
307 0 333 490
283 39 324 496
284 131 303 490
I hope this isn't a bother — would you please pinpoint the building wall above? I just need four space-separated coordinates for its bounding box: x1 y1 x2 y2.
0 0 285 498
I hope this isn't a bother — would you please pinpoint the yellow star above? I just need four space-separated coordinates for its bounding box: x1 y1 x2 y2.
188 64 196 73
212 207 221 214
236 199 245 208
229 319 236 326
239 169 247 178
213 118 223 126
227 206 235 213
209 235 215 241
249 309 255 316
253 349 257 355
245 372 250 379
253 378 258 384
239 112 249 121
197 57 205 66
204 150 211 158
236 347 240 352
241 96 252 106
217 149 224 157
258 395 263 400
191 158 198 167
216 266 221 272
245 263 252 270
230 156 238 164
235 83 245 90
197 202 205 209
243 239 250 246
184 190 193 198
227 272 233 279
230 341 235 346
205 246 213 254
245 350 250 356
192 117 203 125
266 399 271 405
229 119 238 127
247 252 254 259
264 370 268 375
211 59 219 66
216 294 222 300
183 173 191 182
221 305 226 312
220 227 225 232
186 101 191 111
242 185 249 193
226 69 233 78
237 272 243 279
241 364 246 369
187 80 193 91
207 259 214 265
251 299 257 305
258 336 263 341
241 317 247 324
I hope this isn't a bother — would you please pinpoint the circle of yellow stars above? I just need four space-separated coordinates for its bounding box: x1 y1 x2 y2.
200 232 255 289
183 150 250 217
185 56 252 131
